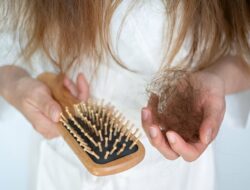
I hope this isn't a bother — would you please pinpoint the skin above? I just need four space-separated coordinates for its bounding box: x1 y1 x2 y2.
0 66 89 139
142 56 250 161
0 56 250 161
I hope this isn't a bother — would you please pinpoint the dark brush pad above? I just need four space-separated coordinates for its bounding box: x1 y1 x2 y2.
67 118 138 164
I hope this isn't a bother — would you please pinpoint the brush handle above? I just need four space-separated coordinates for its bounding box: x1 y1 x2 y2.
37 72 79 109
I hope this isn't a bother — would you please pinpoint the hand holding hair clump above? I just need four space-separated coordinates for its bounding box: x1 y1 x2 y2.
143 66 225 161
147 68 204 143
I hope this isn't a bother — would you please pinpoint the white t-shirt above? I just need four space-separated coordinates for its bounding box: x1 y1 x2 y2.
36 1 215 190
3 1 249 190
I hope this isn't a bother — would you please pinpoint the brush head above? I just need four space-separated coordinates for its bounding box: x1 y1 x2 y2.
59 99 145 175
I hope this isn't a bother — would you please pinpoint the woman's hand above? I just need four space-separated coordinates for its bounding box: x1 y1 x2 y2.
3 71 89 139
142 71 226 161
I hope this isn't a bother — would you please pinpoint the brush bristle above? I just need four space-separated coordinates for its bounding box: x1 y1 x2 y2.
59 99 141 164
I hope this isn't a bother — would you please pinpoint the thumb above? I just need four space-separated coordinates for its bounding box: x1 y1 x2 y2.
33 89 62 122
199 101 222 145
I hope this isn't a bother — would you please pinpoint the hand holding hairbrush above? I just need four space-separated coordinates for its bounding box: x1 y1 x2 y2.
37 72 145 176
144 68 225 161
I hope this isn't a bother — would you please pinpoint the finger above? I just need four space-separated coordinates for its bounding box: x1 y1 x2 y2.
76 73 89 101
27 109 60 139
166 131 207 162
141 107 154 129
34 121 59 139
199 117 216 145
149 126 179 160
199 99 224 145
141 108 179 160
63 76 78 97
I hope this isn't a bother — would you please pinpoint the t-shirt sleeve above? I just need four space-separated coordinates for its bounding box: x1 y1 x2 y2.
0 31 58 77
0 32 22 67
224 90 250 128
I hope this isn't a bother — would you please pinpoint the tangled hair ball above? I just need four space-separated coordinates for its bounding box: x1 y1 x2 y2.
147 68 204 143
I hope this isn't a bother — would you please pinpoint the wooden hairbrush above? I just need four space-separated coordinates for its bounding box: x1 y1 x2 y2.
37 72 145 176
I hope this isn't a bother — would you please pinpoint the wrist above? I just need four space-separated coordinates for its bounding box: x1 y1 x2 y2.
0 66 30 101
7 76 33 107
202 68 225 84
201 56 250 94
196 69 226 95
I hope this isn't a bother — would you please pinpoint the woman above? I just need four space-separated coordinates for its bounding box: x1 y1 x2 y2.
0 0 250 190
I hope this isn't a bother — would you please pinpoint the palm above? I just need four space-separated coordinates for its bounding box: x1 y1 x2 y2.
142 71 226 161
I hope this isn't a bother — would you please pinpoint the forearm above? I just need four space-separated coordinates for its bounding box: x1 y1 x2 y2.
0 65 30 99
203 56 250 94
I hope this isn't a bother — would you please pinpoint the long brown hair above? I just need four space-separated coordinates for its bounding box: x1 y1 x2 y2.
1 0 250 72
164 0 250 70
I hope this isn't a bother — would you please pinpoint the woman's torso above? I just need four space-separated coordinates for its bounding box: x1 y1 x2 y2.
36 1 215 190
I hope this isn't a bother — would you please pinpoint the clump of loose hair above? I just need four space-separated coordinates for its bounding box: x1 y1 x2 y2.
147 68 203 143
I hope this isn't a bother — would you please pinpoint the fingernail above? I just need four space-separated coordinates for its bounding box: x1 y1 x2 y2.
149 127 157 139
50 106 60 122
142 108 149 121
205 128 213 144
166 133 176 144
